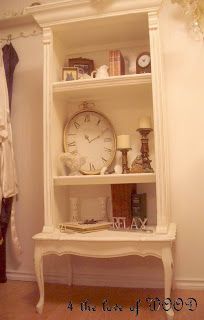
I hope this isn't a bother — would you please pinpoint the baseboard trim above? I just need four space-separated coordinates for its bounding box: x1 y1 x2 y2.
7 271 36 282
7 270 163 288
174 279 204 290
72 272 164 288
6 270 204 290
7 270 69 284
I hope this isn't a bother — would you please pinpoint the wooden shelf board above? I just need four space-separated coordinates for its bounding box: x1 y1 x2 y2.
33 223 176 242
53 73 151 92
53 74 152 100
54 173 156 186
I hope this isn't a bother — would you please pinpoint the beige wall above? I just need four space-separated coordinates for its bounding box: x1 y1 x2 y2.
160 1 204 286
1 0 204 288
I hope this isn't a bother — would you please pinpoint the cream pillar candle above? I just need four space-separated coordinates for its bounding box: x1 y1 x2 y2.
139 116 151 129
117 135 131 149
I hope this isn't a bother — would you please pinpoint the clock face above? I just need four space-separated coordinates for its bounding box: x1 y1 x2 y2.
138 54 151 68
64 110 116 174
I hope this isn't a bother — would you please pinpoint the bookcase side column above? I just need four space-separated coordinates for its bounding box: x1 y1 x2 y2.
148 11 171 233
42 27 54 233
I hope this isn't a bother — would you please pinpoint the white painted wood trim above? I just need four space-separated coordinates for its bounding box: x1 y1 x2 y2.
33 223 176 242
148 12 170 233
53 173 156 186
6 269 164 288
42 27 55 233
25 1 163 28
6 270 204 290
63 39 149 56
25 0 163 13
53 74 152 93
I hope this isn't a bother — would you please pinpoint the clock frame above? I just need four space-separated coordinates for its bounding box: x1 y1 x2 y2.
136 52 151 74
64 109 116 175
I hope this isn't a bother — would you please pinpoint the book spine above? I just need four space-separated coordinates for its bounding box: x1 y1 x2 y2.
131 193 147 220
120 51 125 75
114 50 120 76
114 50 125 76
111 184 135 226
109 50 115 76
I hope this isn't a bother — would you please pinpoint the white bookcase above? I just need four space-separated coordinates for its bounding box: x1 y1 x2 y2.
26 1 176 318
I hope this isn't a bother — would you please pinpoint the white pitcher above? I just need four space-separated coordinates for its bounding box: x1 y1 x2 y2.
91 65 109 79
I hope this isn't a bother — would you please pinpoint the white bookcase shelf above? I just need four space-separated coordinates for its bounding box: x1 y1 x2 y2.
53 73 151 91
26 1 176 316
54 173 156 186
34 223 176 242
53 74 152 100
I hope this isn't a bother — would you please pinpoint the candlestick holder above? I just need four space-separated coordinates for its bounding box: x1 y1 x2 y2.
131 128 154 173
117 148 131 174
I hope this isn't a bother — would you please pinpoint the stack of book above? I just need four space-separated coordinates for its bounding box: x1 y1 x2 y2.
109 50 125 76
59 221 112 233
111 185 147 227
111 184 135 226
131 191 147 220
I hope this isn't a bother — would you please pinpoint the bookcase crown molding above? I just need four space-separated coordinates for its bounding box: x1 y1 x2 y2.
25 0 163 27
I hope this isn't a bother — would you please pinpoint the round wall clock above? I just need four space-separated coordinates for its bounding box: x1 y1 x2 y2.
64 109 116 175
136 52 151 74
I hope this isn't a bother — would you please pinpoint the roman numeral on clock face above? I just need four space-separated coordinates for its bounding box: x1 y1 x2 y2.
104 137 112 142
102 157 107 164
89 163 96 171
69 150 78 155
74 121 80 129
104 147 112 154
68 141 76 147
84 114 90 122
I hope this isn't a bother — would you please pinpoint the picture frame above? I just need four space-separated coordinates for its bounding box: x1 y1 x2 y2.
62 67 78 81
68 57 94 77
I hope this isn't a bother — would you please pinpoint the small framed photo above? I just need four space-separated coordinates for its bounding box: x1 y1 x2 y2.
62 67 78 81
68 57 94 77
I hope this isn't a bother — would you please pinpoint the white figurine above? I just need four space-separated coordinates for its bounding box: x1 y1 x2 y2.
100 166 108 175
114 151 122 174
70 197 79 222
79 73 91 79
114 164 122 174
59 152 86 175
98 197 107 220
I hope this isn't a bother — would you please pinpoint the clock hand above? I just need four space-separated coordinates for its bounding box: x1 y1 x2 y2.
84 134 90 142
89 135 100 143
87 128 109 143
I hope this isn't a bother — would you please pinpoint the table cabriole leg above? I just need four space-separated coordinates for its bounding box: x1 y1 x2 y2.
34 244 44 314
162 246 174 320
68 255 73 286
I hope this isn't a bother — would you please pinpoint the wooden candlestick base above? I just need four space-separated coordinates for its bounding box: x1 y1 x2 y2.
131 128 154 173
117 148 131 174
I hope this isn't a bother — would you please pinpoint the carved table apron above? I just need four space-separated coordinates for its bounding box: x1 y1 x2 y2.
33 223 176 319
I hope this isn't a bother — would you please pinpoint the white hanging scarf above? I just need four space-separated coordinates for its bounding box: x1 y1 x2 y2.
0 49 17 198
0 50 9 144
0 49 22 256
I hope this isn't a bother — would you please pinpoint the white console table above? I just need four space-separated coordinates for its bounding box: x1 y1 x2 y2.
33 223 176 319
